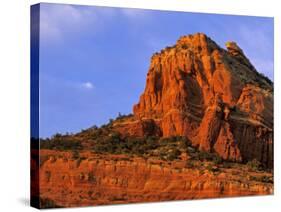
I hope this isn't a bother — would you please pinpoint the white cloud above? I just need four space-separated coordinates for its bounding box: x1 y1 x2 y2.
40 4 98 44
81 82 94 89
39 4 152 45
41 73 95 90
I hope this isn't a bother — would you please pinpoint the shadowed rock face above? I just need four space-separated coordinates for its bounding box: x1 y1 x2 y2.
131 33 273 167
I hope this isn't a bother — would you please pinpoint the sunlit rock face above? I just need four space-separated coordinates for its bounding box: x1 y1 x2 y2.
131 33 273 167
39 150 273 207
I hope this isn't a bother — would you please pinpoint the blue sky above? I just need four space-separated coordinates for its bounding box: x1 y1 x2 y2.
38 3 274 138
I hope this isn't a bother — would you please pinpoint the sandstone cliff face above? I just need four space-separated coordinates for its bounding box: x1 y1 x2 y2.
130 33 273 167
39 151 272 207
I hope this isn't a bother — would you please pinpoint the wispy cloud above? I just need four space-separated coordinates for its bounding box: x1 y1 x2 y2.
41 73 95 91
40 4 153 45
40 4 98 44
81 82 94 89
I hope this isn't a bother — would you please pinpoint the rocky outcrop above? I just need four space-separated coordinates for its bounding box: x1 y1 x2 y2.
113 118 162 137
130 33 273 167
39 151 273 207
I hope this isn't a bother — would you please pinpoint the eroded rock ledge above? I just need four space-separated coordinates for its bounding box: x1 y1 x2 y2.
39 150 273 207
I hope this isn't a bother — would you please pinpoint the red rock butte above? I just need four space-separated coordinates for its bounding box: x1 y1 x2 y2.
117 33 273 167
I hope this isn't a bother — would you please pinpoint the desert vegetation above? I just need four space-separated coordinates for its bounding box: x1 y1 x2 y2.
40 117 271 174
